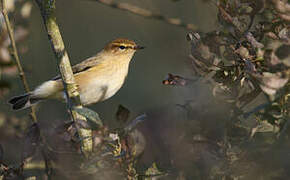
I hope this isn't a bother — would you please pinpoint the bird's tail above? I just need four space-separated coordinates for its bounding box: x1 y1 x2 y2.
8 93 41 110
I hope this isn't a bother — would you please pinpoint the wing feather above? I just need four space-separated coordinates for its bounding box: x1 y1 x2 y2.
52 54 102 80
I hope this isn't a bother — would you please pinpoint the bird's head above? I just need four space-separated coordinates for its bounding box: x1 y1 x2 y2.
103 38 144 58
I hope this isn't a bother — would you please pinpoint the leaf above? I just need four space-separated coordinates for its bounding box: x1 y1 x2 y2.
22 123 41 162
73 107 103 129
264 49 281 66
245 32 264 49
243 59 256 73
144 162 166 180
259 72 288 96
162 73 192 86
275 44 290 60
278 28 290 43
235 46 250 59
125 129 146 158
250 121 280 138
124 114 147 133
116 105 130 123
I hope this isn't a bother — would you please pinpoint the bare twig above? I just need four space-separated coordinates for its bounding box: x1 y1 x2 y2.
34 0 92 158
95 0 198 31
0 1 53 178
0 0 37 122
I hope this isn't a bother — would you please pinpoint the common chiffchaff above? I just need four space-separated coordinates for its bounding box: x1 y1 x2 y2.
9 38 144 110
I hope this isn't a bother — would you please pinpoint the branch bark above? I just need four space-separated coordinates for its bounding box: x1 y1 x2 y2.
34 0 92 158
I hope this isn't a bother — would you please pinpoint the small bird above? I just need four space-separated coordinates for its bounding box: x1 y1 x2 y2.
9 38 144 110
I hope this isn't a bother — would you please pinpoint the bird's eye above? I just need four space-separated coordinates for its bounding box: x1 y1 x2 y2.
119 46 126 50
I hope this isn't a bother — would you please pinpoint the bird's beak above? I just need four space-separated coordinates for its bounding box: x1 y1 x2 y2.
134 45 145 50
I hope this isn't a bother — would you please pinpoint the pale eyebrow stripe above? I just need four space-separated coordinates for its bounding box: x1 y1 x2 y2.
112 43 135 49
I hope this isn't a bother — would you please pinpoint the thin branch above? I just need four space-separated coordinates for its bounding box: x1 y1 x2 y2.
0 0 37 122
0 1 53 178
95 0 198 31
34 0 92 158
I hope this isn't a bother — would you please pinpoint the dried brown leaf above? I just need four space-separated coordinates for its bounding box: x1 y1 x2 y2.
245 32 264 48
162 73 188 86
256 72 289 96
116 105 130 123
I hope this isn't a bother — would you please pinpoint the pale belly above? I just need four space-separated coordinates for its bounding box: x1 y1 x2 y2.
78 73 126 105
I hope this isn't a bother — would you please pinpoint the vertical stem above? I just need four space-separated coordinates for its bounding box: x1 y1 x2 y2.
0 0 37 122
34 0 92 158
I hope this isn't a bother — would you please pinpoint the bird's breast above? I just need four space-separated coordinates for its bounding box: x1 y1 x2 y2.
76 61 130 105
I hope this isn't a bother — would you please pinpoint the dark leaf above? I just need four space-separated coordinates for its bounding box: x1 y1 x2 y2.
116 105 130 123
22 123 41 162
125 129 146 158
238 88 261 108
73 107 103 128
243 59 257 73
162 73 192 86
245 32 264 49
3 168 23 180
144 162 167 180
250 0 266 15
235 46 250 59
257 72 288 96
275 44 290 60
124 113 147 133
264 49 281 66
278 28 290 43
188 32 219 70
250 120 280 138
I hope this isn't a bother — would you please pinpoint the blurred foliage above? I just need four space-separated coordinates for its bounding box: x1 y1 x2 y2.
0 104 146 179
0 0 32 99
184 0 290 135
162 0 290 179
